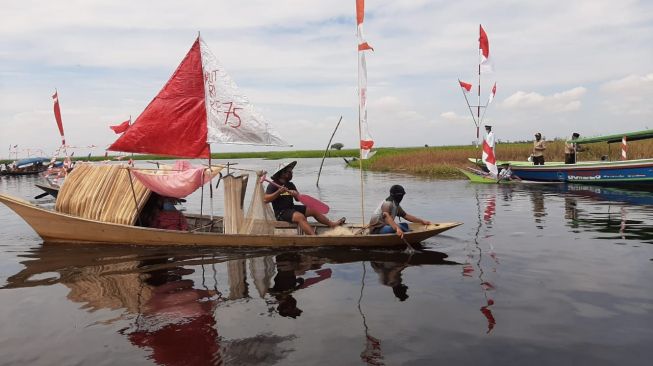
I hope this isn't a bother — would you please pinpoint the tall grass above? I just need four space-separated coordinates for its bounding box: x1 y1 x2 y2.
362 139 653 178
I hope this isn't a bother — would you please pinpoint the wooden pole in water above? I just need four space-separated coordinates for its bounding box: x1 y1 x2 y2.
316 116 343 187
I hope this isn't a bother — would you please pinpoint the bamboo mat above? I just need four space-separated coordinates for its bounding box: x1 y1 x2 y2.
56 163 151 225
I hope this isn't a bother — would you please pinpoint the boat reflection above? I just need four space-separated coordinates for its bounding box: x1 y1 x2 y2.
524 184 653 244
3 243 458 365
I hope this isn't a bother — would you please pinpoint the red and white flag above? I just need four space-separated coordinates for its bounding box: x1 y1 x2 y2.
356 0 373 51
459 80 473 93
357 0 374 159
488 82 497 104
482 138 498 177
621 136 628 160
479 25 493 73
110 119 131 134
52 91 66 146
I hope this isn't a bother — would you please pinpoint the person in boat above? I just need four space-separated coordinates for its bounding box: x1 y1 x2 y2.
141 193 188 231
368 185 431 238
565 132 585 164
532 132 546 165
264 161 345 235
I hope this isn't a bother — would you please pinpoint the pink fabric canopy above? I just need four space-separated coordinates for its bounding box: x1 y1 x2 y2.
131 161 220 198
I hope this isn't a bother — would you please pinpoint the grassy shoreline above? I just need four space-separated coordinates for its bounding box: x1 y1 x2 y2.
3 139 651 179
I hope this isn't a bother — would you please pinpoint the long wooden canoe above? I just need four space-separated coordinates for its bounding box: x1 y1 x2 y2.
0 193 461 248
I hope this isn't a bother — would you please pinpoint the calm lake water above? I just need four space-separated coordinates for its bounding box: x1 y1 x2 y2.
1 158 652 366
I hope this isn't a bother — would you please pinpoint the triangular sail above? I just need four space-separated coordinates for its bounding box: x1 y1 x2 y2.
108 39 209 158
108 37 287 157
200 39 287 146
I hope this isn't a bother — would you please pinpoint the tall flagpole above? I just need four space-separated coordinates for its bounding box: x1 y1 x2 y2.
477 24 482 142
358 51 365 226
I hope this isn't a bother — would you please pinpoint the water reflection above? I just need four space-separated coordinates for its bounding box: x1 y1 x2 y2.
3 243 458 365
465 188 500 334
523 184 653 244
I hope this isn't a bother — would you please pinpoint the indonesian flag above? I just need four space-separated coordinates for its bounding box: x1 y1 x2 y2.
459 80 472 93
482 138 498 177
621 136 627 160
357 0 374 159
479 25 493 73
356 0 373 51
110 119 131 134
52 91 66 146
488 82 497 104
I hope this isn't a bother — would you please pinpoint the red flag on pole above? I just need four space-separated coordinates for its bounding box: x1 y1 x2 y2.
488 82 497 104
479 25 492 73
357 0 374 159
52 91 66 146
459 80 473 93
110 119 131 134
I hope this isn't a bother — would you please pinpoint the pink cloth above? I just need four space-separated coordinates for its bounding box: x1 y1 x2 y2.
131 161 217 198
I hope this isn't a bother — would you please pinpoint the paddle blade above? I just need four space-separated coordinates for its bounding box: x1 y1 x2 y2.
298 194 329 214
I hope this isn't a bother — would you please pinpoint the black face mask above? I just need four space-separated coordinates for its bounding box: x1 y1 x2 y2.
389 194 404 204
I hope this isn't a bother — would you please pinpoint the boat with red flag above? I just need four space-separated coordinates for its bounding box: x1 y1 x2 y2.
0 35 461 247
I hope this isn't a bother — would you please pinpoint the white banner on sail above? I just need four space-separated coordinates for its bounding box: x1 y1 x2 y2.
200 39 288 146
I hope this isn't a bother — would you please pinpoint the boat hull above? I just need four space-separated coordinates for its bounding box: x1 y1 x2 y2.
0 194 461 248
506 159 653 185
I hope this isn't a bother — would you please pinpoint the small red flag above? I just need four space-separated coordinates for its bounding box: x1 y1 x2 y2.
52 91 66 145
459 80 472 93
110 120 130 134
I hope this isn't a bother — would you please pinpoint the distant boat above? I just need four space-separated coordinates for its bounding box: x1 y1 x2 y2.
466 129 653 187
1 157 50 176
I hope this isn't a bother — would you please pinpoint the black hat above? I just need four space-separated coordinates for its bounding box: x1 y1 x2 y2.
271 161 297 181
484 125 492 129
390 185 406 195
572 132 580 138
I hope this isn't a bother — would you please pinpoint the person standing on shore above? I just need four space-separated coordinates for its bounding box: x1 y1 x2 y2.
532 133 546 165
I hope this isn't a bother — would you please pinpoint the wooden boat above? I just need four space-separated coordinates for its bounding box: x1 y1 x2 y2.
0 36 461 248
0 193 461 247
34 183 59 199
1 157 50 176
459 167 563 185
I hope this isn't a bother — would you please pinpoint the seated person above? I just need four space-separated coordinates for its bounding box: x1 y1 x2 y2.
264 161 345 235
141 193 188 231
368 185 431 238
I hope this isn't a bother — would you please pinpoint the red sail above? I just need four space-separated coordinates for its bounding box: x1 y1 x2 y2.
108 38 209 158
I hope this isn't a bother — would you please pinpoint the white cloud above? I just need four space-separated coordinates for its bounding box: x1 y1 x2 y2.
501 87 587 113
599 73 653 116
440 111 468 123
1 0 653 155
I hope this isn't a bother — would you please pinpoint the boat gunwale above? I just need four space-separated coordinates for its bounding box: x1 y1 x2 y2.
0 193 462 247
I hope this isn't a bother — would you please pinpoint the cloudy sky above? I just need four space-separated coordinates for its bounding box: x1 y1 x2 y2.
1 0 652 158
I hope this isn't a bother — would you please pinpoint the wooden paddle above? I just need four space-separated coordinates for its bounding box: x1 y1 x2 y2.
263 178 330 214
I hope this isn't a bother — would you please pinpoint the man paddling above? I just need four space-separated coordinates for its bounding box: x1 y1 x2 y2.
264 161 345 235
368 185 431 238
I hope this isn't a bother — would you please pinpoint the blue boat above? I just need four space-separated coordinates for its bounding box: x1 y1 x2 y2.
503 129 653 187
1 157 51 176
